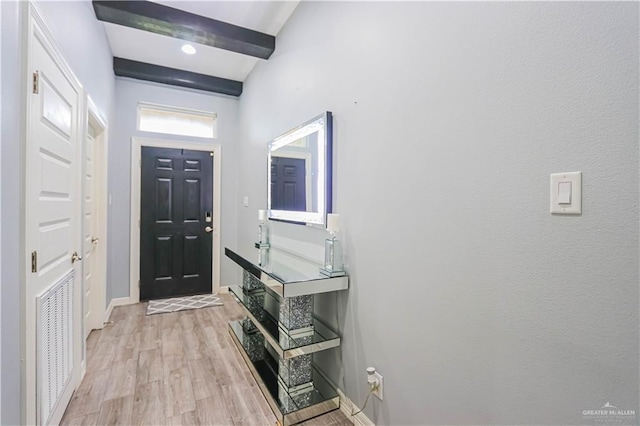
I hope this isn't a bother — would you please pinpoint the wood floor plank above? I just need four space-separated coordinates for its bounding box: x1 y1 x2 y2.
193 305 215 328
206 347 237 387
163 366 197 417
141 308 162 328
167 410 198 426
181 324 208 360
301 409 353 426
220 381 261 426
62 369 111 418
96 395 134 426
187 357 221 401
86 330 100 353
61 295 352 426
137 347 163 386
105 307 131 337
139 323 161 351
200 324 226 353
123 303 146 333
331 411 356 426
59 411 99 426
162 320 188 373
103 357 137 400
132 380 166 426
241 383 277 425
178 310 198 331
114 330 141 363
194 396 235 426
86 332 118 371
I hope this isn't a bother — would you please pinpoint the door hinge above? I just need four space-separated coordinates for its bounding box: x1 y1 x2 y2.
32 71 39 94
138 280 141 288
31 251 38 273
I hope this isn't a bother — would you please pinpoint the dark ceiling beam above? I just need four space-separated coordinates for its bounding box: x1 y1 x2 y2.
93 1 275 59
114 58 243 97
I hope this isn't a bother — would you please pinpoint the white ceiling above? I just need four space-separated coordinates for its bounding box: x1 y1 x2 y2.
104 22 260 81
102 1 299 83
150 1 299 35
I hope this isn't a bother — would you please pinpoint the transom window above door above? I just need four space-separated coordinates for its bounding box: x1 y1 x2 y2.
137 103 217 139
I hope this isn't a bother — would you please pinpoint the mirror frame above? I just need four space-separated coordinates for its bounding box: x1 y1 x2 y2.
267 111 333 226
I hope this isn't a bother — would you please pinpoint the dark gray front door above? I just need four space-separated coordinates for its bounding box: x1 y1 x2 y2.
140 147 213 300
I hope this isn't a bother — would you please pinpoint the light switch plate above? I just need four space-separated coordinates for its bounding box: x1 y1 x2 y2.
550 171 581 214
243 196 249 207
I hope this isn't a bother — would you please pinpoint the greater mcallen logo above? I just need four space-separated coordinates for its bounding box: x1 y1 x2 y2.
583 402 636 424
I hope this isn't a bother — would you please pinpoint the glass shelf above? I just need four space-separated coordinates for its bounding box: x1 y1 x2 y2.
225 247 348 298
230 286 341 359
229 320 340 426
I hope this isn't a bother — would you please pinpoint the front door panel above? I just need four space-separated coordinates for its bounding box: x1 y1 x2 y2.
271 156 306 211
140 147 213 300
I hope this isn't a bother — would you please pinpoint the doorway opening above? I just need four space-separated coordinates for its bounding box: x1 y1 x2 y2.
130 138 222 303
82 97 108 342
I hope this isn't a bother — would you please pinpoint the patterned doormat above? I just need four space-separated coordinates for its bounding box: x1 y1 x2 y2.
146 294 223 315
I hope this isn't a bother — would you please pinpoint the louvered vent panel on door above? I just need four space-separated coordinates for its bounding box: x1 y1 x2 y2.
37 270 74 425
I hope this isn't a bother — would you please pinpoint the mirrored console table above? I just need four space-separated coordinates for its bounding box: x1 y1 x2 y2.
225 247 348 426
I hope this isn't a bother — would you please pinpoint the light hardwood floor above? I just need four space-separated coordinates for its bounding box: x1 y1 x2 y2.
60 293 352 426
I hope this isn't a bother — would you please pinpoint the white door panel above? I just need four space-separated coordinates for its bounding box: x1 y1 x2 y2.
83 131 96 339
41 80 73 136
25 14 82 426
29 38 77 288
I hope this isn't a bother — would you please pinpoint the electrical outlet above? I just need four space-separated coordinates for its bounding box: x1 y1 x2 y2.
372 371 383 400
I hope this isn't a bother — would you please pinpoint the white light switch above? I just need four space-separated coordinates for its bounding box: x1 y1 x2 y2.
558 181 572 204
550 172 581 214
243 196 249 207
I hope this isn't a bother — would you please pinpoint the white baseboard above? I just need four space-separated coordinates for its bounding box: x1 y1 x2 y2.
105 296 132 322
338 388 375 426
218 286 230 294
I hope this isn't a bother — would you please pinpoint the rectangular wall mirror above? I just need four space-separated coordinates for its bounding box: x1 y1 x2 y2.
268 111 333 226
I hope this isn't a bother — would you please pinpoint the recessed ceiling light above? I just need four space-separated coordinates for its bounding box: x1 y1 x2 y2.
181 44 196 55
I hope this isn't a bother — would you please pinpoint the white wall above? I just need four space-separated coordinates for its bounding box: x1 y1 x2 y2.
237 2 639 424
108 78 240 304
1 2 114 424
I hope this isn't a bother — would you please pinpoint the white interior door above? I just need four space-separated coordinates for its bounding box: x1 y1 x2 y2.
25 13 82 426
83 126 97 339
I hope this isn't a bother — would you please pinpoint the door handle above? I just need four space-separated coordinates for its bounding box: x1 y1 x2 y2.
91 237 99 244
205 226 213 233
71 251 83 264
